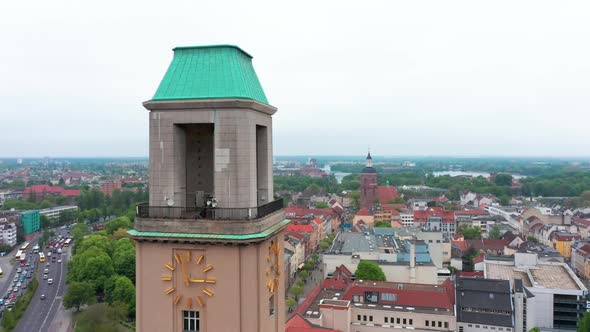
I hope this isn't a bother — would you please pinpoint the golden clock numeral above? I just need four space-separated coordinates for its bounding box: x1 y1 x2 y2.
175 254 181 265
174 295 182 305
196 255 204 265
164 263 175 271
205 278 216 284
190 278 204 283
165 287 175 295
189 278 216 284
196 296 205 307
203 264 214 272
161 276 172 281
203 288 214 297
187 297 193 309
186 251 190 263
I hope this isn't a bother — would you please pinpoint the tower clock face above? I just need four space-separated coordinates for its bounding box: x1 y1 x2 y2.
266 239 281 294
162 250 216 309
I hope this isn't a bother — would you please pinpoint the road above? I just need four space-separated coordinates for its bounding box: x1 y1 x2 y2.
15 231 70 332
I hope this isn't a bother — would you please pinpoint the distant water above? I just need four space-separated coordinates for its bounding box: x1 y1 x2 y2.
322 165 351 183
432 171 526 179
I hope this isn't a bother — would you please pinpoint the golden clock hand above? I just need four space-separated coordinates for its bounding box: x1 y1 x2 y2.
179 254 189 286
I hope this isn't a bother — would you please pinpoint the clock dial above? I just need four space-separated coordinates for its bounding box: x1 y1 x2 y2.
162 250 217 308
266 239 281 294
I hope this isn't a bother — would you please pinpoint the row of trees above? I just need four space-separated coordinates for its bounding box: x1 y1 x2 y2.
287 254 320 311
64 216 136 324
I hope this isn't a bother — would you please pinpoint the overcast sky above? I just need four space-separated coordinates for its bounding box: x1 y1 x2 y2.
1 0 589 158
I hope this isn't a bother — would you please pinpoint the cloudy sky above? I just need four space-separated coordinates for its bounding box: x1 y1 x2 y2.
1 0 589 157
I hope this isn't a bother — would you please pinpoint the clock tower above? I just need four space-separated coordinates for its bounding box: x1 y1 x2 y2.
130 45 288 332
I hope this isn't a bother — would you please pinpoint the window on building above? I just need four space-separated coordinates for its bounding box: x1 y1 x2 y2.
403 319 407 325
385 317 388 323
269 295 275 316
353 295 359 303
365 291 379 304
432 321 435 327
484 326 488 329
381 293 397 301
363 315 367 321
397 318 401 324
438 321 442 328
498 329 503 331
459 327 464 332
357 315 361 321
409 319 413 325
369 316 373 322
183 311 200 332
426 321 429 327
444 322 448 328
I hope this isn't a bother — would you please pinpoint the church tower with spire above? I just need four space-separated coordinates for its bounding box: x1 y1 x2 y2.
360 151 378 209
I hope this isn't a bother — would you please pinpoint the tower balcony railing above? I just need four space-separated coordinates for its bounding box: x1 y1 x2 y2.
136 198 284 221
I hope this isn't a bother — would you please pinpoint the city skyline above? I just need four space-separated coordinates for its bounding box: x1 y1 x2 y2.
2 0 590 157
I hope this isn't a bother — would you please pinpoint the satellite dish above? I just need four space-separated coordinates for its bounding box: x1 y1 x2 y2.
166 198 175 207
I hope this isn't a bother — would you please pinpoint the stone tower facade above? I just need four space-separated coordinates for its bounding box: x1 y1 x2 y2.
130 45 288 332
360 152 377 209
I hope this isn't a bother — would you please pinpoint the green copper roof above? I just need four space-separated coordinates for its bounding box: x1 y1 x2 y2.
151 45 269 104
127 219 290 241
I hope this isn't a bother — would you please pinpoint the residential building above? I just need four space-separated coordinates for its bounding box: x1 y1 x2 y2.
19 210 40 235
100 180 122 196
0 220 17 247
400 212 414 227
456 277 514 332
295 270 456 332
360 152 399 209
22 184 81 200
39 205 79 222
549 231 580 258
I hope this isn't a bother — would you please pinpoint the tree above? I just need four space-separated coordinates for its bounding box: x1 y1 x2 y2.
494 174 513 186
499 195 510 206
286 298 297 312
319 239 331 250
488 225 501 239
40 215 50 229
529 328 540 332
74 303 126 332
374 221 391 228
104 216 133 235
578 312 590 332
76 234 114 257
68 247 115 292
458 226 482 240
113 238 136 282
355 261 386 281
350 192 360 210
289 285 303 300
64 281 96 311
109 275 136 318
315 202 329 209
299 270 310 280
71 223 90 242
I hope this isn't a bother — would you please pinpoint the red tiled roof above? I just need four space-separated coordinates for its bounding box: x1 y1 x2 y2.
452 240 468 251
341 280 454 310
286 314 340 332
553 233 581 241
414 208 455 223
466 239 508 252
574 218 590 227
473 255 485 264
313 217 323 225
23 185 81 197
286 224 315 233
376 186 399 204
356 208 371 216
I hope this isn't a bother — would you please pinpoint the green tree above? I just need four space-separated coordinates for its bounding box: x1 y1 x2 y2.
315 202 329 209
494 174 513 186
109 275 136 318
104 216 133 235
355 261 386 281
488 225 502 239
458 226 482 240
286 298 297 312
71 223 91 242
68 247 115 292
374 221 391 228
64 281 96 311
113 238 136 282
319 239 331 250
74 303 126 332
76 234 114 257
40 214 50 229
529 328 540 332
299 270 310 280
578 312 590 332
289 285 303 300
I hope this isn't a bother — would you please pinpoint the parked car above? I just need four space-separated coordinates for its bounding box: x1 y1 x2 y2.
47 279 53 285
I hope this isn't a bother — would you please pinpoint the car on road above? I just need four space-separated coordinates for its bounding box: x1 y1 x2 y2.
27 273 32 279
13 287 18 293
22 283 27 289
12 277 18 283
44 268 49 274
43 274 48 280
16 282 21 288
16 268 21 273
58 259 62 263
7 287 12 293
40 294 46 300
8 293 15 300
47 279 53 285
10 282 15 287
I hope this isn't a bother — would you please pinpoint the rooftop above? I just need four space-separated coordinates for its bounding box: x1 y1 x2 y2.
150 45 269 104
485 262 583 291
